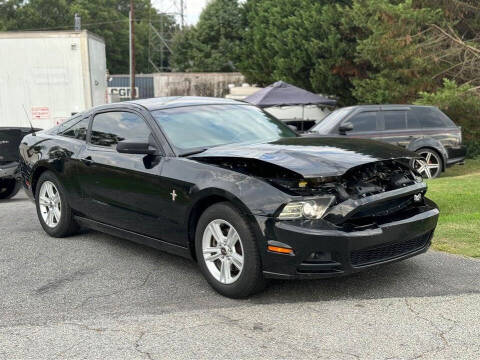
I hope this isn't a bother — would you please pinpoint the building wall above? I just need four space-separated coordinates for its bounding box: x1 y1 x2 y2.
153 72 245 98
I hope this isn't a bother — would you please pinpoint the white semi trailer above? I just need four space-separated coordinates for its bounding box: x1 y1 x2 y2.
0 30 107 129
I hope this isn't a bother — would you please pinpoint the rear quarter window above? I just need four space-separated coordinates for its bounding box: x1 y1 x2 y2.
411 107 455 128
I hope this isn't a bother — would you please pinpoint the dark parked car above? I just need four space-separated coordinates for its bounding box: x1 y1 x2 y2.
19 97 439 298
0 127 39 199
308 105 467 178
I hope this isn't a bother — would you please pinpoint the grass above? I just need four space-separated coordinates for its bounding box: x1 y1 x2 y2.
426 158 480 258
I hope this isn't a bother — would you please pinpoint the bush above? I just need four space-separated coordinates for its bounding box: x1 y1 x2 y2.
465 140 480 159
415 79 480 146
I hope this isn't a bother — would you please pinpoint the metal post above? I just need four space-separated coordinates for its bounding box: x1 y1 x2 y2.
129 0 136 100
74 13 81 31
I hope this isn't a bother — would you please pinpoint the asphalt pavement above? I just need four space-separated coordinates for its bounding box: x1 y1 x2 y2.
1 192 479 359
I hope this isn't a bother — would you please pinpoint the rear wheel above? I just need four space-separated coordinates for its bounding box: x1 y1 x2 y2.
35 171 78 237
195 202 265 298
414 149 443 179
0 179 21 200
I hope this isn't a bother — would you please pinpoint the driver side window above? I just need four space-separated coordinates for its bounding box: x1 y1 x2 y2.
90 111 152 148
347 112 377 132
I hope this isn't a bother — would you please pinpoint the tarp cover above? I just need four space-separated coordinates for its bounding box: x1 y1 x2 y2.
244 81 337 107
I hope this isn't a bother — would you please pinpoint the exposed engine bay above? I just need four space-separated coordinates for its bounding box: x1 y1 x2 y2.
196 157 420 204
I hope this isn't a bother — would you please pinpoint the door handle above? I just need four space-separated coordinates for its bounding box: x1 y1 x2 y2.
81 156 93 166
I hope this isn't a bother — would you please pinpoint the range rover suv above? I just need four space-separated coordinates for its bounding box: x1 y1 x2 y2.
308 105 466 178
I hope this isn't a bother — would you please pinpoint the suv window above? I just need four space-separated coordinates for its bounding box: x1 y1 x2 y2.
384 111 407 130
348 112 377 132
59 117 89 141
411 107 452 128
90 111 151 148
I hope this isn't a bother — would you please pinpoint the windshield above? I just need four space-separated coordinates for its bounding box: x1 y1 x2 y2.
311 107 352 133
151 104 297 151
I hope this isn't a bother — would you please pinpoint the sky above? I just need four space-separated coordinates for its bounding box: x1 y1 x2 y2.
153 0 209 26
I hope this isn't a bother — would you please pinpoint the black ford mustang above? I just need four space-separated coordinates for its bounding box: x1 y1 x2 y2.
19 97 439 298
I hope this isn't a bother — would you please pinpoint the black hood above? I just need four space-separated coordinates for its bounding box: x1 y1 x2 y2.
190 137 416 178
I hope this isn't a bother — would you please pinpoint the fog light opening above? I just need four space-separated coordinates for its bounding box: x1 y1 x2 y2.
306 251 332 263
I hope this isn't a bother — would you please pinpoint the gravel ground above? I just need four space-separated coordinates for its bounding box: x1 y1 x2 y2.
1 192 479 359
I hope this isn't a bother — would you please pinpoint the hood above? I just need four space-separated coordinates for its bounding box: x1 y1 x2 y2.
190 137 416 178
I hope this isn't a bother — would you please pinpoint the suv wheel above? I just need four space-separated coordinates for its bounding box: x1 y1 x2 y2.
414 149 442 179
35 171 78 237
195 202 265 298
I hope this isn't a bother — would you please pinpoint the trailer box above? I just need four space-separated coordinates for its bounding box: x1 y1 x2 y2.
0 30 107 129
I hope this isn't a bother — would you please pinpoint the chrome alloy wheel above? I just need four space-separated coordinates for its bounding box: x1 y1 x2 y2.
202 219 244 284
39 181 62 228
414 151 441 179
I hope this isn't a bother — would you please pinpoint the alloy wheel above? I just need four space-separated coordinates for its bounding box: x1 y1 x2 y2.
414 151 441 179
202 219 244 284
39 181 62 228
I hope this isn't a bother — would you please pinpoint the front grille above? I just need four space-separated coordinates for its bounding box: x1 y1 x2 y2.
350 232 431 267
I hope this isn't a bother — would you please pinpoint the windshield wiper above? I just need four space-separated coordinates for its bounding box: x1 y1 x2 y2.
178 148 209 157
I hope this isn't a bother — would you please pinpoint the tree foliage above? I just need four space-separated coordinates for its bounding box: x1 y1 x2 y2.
238 0 356 104
170 0 243 72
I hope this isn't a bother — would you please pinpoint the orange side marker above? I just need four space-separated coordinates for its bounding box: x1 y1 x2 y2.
267 245 294 254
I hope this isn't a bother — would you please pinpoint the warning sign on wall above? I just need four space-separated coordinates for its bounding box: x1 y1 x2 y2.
32 107 50 119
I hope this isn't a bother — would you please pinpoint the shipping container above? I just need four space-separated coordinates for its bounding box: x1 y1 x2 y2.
0 30 107 129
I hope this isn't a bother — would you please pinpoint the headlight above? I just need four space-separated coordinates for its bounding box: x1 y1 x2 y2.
277 196 335 220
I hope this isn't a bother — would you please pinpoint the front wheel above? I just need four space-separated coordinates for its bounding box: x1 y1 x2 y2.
35 171 78 237
414 149 443 179
0 179 21 200
195 202 265 298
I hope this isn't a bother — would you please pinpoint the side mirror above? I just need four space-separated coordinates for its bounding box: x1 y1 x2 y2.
338 122 353 135
116 140 157 155
287 125 298 132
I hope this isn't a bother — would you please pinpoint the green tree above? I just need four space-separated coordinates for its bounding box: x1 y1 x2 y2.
348 0 443 104
170 0 243 72
238 0 356 104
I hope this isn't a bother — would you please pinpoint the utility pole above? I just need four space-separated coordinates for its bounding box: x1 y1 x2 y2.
129 0 136 100
74 13 81 31
180 0 184 28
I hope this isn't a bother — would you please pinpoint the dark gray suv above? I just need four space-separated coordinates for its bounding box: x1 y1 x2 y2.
309 105 466 178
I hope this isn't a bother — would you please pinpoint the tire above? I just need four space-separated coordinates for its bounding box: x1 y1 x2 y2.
35 171 79 237
0 179 21 200
414 148 443 179
195 202 265 298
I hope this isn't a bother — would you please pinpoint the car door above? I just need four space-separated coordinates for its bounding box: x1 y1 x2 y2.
375 109 413 148
341 110 380 138
76 108 175 242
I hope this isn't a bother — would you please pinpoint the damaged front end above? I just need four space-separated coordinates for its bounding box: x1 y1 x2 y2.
272 160 429 229
193 154 439 278
197 155 429 230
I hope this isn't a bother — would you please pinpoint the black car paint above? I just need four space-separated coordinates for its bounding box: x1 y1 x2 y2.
308 105 466 171
19 98 439 279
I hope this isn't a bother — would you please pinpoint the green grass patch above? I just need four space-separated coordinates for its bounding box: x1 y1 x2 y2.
426 159 480 258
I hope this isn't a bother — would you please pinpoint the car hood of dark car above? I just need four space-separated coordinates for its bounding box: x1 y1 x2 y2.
190 137 417 178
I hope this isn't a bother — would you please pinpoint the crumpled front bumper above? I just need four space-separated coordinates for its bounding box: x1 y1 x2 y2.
256 199 439 279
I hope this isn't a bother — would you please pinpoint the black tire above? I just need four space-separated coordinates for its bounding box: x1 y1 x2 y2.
195 202 265 298
414 148 443 179
35 171 79 237
0 179 21 200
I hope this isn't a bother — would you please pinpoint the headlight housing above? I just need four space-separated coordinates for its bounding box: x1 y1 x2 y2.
277 196 335 220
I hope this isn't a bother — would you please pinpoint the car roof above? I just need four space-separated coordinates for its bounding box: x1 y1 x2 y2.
339 104 436 111
123 96 245 111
